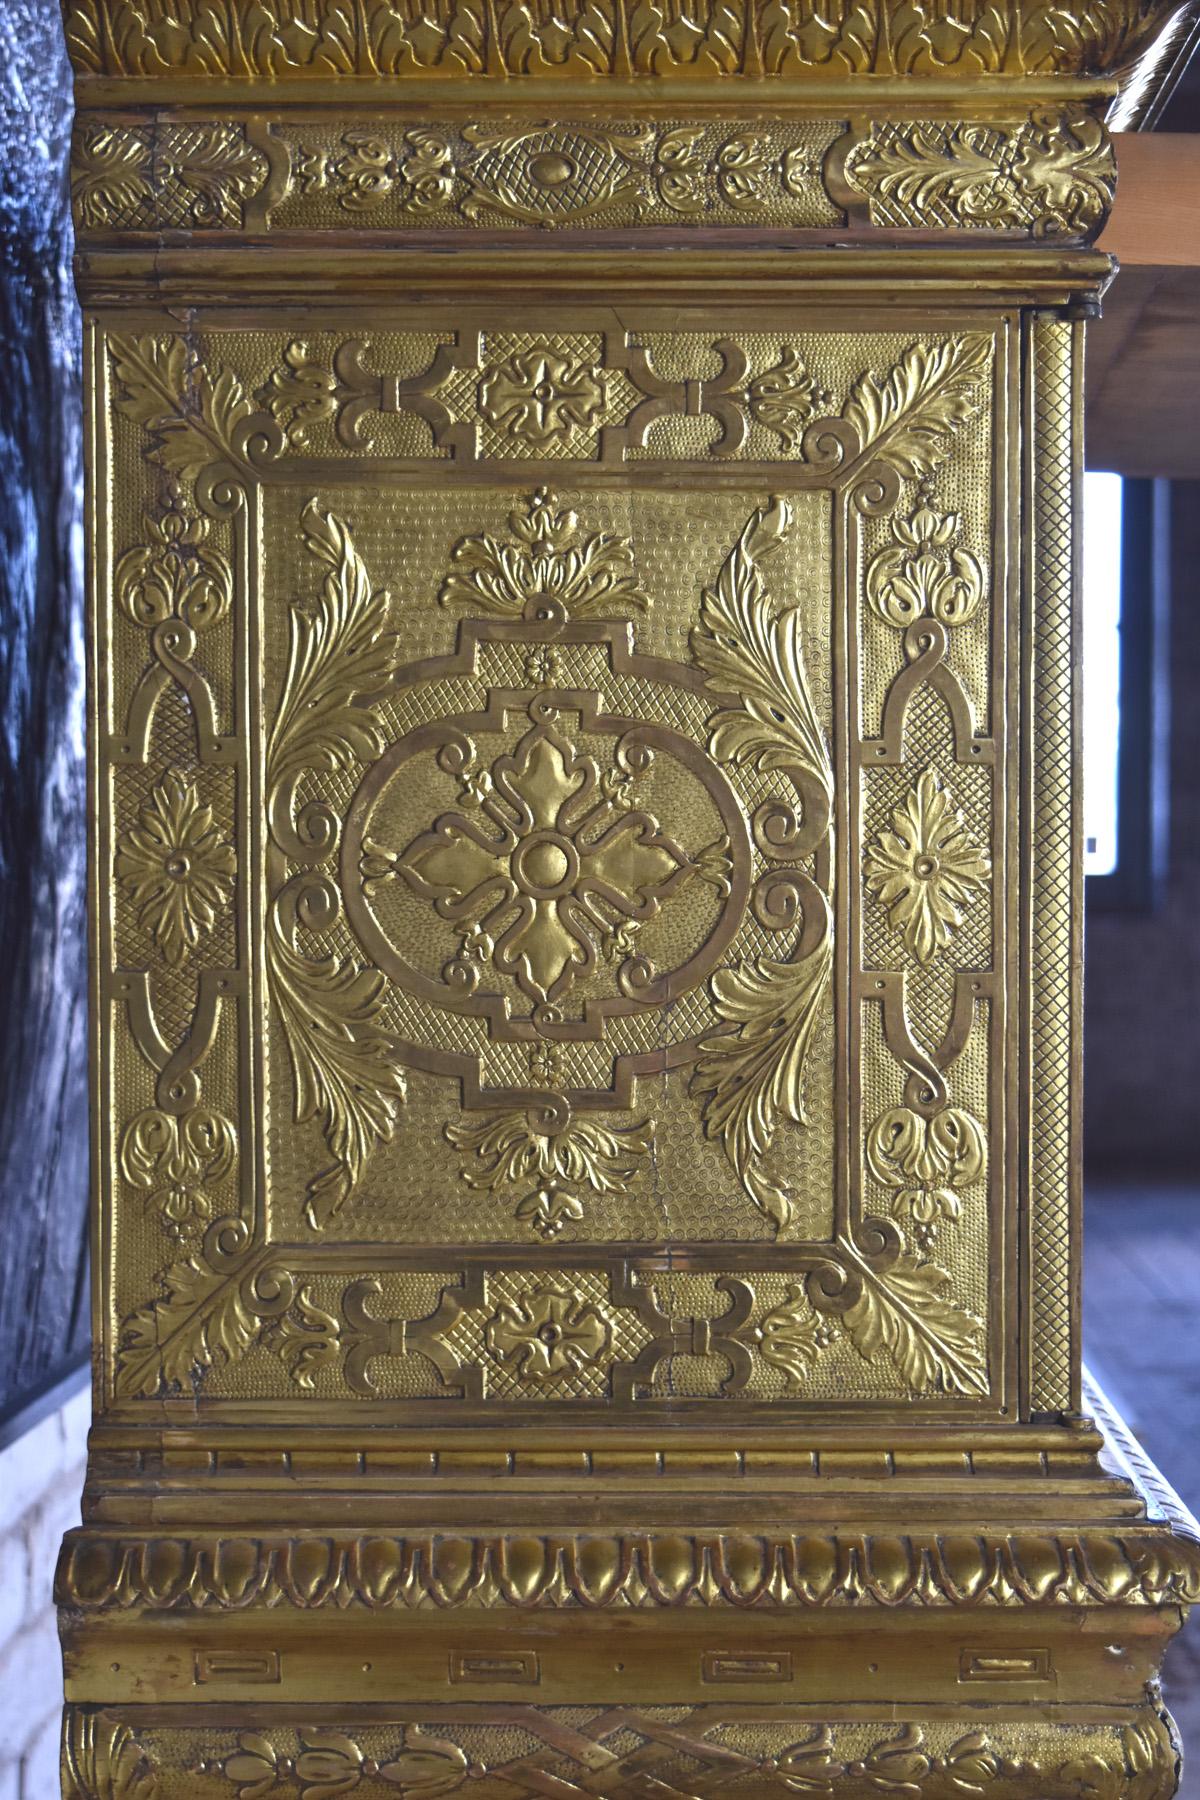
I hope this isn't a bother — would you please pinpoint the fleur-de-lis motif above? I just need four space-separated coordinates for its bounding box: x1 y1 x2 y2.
734 346 831 451
446 1109 653 1236
866 500 984 630
116 491 232 632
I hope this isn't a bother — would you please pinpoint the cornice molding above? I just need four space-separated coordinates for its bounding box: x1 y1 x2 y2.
62 0 1193 89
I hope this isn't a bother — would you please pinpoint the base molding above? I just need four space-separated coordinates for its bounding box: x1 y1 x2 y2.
62 1701 1182 1799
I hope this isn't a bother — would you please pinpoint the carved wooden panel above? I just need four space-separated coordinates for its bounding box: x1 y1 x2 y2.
93 313 1017 1418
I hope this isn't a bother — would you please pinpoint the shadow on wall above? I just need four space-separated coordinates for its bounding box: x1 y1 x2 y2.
1084 481 1200 1172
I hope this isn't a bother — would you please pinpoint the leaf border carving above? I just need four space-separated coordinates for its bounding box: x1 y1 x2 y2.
63 0 1185 81
265 503 408 1230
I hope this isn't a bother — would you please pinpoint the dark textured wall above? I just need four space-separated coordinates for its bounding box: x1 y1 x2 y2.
1084 483 1200 1170
0 0 90 1422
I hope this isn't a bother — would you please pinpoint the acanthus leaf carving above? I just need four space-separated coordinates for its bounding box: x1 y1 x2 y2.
688 499 834 1231
72 122 153 227
62 0 1185 81
266 1284 342 1391
438 487 649 619
756 1284 838 1388
735 345 832 452
265 503 408 1230
114 1253 265 1400
842 335 992 482
843 108 1113 239
109 335 263 480
267 502 400 797
267 904 408 1232
838 1245 989 1396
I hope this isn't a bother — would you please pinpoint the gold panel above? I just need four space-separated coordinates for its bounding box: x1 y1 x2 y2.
94 315 1008 1414
56 0 1200 1792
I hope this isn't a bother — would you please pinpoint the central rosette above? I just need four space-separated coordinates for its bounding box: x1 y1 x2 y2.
389 713 723 1005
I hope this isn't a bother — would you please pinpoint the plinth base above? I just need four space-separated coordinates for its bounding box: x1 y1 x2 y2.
58 1378 1199 1798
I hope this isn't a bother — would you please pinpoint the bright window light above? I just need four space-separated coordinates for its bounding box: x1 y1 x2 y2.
1082 471 1123 878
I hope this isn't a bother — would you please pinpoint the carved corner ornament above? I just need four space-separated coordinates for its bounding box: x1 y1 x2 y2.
58 0 1200 1793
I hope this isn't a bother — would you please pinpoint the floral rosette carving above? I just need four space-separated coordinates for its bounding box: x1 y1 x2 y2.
486 1283 613 1382
479 347 615 449
865 767 990 965
115 773 235 967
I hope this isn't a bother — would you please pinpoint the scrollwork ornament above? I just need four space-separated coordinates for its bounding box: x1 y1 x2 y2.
117 491 233 633
300 128 455 215
119 1104 237 1234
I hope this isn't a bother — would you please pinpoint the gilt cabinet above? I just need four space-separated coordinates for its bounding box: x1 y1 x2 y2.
56 1 1200 1792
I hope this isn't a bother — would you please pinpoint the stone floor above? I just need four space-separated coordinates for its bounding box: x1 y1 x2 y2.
1084 1180 1200 1795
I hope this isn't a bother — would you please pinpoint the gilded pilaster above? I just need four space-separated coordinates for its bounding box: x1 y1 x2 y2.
56 0 1200 1792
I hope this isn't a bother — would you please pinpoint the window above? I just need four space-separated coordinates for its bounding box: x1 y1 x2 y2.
1082 475 1167 911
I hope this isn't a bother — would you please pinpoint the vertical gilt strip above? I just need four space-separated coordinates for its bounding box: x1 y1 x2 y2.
1027 315 1080 1416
